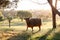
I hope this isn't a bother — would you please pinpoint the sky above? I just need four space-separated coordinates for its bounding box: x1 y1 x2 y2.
16 0 51 10
6 0 60 11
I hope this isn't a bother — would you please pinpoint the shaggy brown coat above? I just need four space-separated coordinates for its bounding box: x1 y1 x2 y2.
25 18 42 31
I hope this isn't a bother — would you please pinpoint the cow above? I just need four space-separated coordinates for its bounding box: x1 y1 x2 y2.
24 18 42 31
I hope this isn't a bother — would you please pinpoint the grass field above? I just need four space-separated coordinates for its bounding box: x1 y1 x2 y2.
0 18 60 40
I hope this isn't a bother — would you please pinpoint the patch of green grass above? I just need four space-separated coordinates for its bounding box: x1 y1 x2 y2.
52 33 60 40
30 28 60 40
0 28 14 32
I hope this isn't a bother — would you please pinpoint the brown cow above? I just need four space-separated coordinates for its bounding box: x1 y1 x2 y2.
25 18 42 31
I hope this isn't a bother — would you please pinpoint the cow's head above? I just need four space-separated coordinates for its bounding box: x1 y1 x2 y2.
24 18 30 21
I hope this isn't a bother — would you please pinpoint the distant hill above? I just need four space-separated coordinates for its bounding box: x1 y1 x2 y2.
29 10 52 18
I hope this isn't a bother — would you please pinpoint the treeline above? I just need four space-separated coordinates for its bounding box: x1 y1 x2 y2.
0 10 32 27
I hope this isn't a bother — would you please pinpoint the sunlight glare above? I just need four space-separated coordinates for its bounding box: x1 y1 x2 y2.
16 0 51 10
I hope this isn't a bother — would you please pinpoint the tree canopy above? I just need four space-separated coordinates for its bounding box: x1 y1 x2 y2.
17 11 32 19
0 0 10 8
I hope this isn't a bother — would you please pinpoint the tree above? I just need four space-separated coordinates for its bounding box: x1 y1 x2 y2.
28 0 57 28
0 0 9 8
2 9 17 28
7 16 12 28
55 0 58 8
48 0 60 29
17 11 32 21
6 0 19 9
48 0 56 29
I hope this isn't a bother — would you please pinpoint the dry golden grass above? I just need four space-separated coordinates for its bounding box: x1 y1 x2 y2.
0 18 60 40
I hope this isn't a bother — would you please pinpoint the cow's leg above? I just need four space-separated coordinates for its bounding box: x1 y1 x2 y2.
39 26 41 31
31 27 33 32
26 26 28 31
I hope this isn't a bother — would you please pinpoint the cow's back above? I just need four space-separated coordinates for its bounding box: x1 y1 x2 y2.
29 18 41 26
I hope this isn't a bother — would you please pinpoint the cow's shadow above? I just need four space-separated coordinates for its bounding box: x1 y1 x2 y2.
37 28 55 40
7 29 41 40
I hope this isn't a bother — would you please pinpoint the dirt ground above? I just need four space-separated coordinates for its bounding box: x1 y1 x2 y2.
0 19 60 40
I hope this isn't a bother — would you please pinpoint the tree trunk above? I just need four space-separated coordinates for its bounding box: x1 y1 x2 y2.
52 12 56 29
9 20 11 28
55 0 58 8
48 0 56 29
